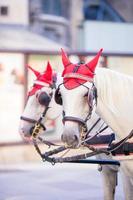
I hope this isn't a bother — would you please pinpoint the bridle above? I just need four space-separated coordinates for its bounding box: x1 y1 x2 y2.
20 106 49 136
61 80 97 142
59 72 133 153
20 72 133 165
20 81 54 138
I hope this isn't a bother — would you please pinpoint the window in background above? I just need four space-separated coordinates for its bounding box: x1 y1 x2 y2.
42 0 62 16
0 6 8 16
83 0 124 22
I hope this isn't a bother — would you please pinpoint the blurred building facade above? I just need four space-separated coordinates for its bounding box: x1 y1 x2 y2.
0 0 133 144
80 0 133 52
108 0 133 22
0 0 133 50
0 0 79 48
0 0 29 25
81 0 133 76
29 0 133 49
28 0 83 48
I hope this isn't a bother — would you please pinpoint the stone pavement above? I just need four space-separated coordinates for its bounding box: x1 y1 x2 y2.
0 162 124 200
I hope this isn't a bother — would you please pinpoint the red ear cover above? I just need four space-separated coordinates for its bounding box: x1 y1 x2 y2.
61 48 71 67
86 48 103 73
27 62 54 96
61 48 103 89
44 61 53 84
27 61 53 84
26 65 40 77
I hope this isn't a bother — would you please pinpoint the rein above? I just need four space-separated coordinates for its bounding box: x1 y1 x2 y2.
31 115 113 165
29 103 133 165
32 127 133 166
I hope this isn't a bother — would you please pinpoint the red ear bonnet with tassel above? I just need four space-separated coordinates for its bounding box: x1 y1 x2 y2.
27 62 53 96
61 48 103 89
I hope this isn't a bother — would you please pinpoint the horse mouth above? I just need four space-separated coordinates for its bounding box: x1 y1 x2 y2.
19 125 33 141
20 131 32 142
61 134 80 148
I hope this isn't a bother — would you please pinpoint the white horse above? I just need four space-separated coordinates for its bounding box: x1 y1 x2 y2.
19 57 120 200
58 49 133 200
19 62 62 139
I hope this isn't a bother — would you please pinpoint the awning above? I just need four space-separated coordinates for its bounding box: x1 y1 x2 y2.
0 26 68 53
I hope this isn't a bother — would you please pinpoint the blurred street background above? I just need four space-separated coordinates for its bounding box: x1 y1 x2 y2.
0 0 133 199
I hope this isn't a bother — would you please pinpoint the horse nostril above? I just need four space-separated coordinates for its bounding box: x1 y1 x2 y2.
30 126 34 135
74 135 79 143
72 135 80 147
61 134 66 143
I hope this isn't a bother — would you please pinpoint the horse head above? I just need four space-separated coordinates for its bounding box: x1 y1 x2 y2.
19 62 62 140
56 49 103 148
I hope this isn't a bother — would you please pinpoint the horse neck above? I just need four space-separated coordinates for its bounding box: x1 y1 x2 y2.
94 68 133 139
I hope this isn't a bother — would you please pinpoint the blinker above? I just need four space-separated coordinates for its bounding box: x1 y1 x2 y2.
38 92 51 106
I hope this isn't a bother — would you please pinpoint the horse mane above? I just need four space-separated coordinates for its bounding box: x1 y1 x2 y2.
94 67 133 137
95 67 133 104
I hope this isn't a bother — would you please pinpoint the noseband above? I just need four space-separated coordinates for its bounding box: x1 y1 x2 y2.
20 110 47 131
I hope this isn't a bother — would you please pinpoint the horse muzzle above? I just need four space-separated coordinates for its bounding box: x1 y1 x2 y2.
19 122 34 141
61 127 80 148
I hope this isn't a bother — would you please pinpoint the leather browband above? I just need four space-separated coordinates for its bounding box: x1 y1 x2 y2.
64 73 93 82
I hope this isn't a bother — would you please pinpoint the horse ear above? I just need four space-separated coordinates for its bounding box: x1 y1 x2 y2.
26 65 40 77
44 61 53 82
61 48 71 67
86 48 103 73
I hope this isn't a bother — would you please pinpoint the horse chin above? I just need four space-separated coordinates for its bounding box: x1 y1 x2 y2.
21 134 32 142
64 140 80 149
19 122 33 141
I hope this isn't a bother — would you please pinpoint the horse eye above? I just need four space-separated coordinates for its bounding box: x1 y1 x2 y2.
49 92 53 97
36 93 39 98
84 92 88 97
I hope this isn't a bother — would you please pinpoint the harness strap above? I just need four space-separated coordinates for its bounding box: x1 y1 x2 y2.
34 80 50 87
107 129 133 153
20 116 46 130
33 129 133 166
86 134 115 145
33 139 43 158
38 136 62 147
63 116 87 127
86 117 101 136
20 116 36 124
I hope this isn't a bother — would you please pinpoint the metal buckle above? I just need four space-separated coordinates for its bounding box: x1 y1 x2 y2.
80 125 87 143
32 123 43 139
